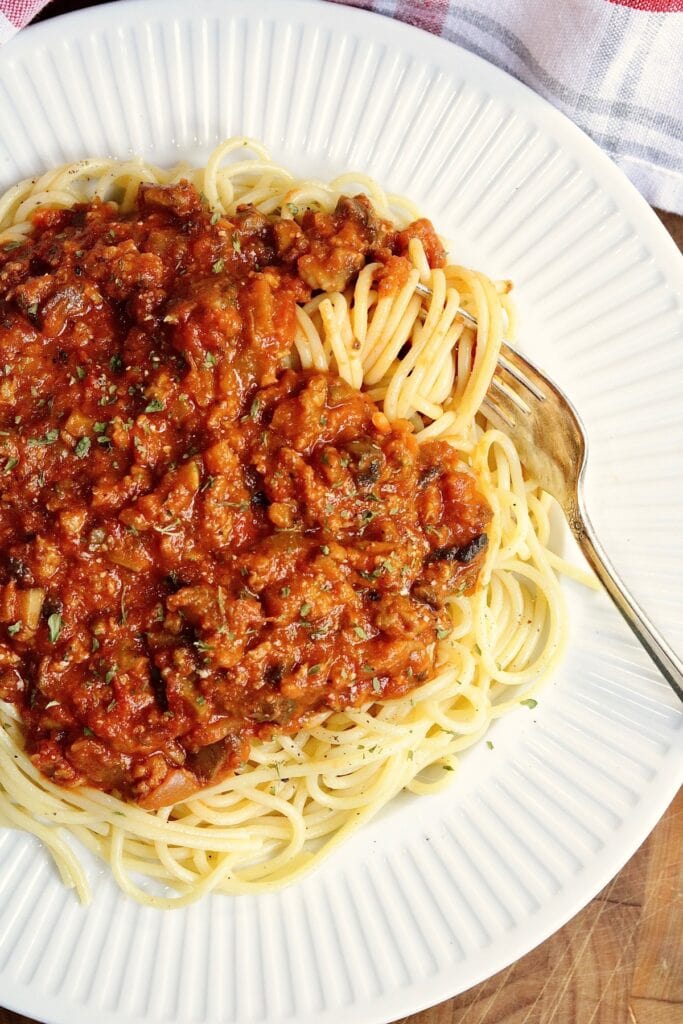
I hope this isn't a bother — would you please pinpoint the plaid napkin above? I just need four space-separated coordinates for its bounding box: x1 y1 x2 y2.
327 1 683 212
2 1 681 211
0 0 45 43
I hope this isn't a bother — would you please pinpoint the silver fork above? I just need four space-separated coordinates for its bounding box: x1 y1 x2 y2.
415 285 683 701
487 341 683 702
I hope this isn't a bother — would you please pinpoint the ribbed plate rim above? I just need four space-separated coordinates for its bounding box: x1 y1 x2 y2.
0 3 681 1024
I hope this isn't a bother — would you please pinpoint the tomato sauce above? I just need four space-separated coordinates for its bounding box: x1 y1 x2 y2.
0 184 489 807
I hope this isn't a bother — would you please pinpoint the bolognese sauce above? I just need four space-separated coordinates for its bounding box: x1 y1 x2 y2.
0 183 490 808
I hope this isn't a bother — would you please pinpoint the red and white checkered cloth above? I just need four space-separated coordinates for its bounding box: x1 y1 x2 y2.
327 0 683 211
2 1 682 211
0 0 45 42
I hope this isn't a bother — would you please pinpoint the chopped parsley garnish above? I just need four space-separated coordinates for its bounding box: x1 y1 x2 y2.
308 664 322 676
74 436 91 459
47 613 62 643
280 586 290 598
104 664 117 684
204 351 218 368
3 456 18 473
300 602 312 618
82 726 94 737
353 625 368 641
109 353 123 373
221 500 250 510
76 364 86 379
145 398 164 413
212 258 225 274
486 740 494 749
27 428 59 448
7 621 22 636
210 211 221 225
371 677 381 693
436 627 451 641
232 237 241 254
520 698 538 709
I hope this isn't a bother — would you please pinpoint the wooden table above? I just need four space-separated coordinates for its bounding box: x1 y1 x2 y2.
1 6 681 1019
0 793 680 1024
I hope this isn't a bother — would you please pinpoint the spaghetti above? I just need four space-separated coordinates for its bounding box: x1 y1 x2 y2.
0 139 591 907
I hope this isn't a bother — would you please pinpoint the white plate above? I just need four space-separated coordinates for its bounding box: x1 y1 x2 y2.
1 2 682 1023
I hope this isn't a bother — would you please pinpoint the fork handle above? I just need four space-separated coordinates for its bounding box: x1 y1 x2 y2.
573 503 683 702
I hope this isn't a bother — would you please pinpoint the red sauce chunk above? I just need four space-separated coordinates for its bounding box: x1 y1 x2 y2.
0 183 490 807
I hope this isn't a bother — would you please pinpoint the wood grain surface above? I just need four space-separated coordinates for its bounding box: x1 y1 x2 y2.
1 7 681 1017
0 792 679 1024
